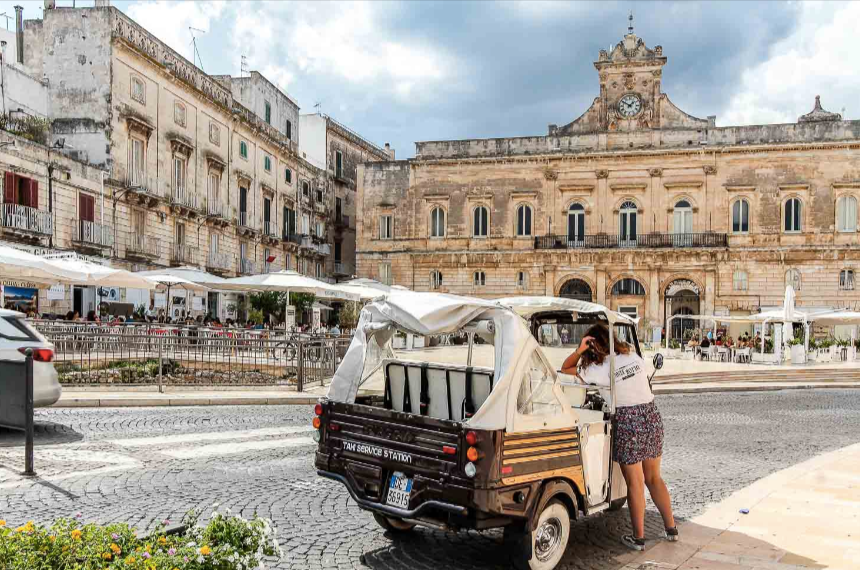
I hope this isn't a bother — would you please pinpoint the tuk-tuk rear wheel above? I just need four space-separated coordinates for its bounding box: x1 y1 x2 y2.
372 513 416 533
509 499 570 570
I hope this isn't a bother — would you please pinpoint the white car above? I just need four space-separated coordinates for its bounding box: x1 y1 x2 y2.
0 308 62 407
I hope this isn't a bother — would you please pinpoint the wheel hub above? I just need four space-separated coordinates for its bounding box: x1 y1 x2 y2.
534 517 562 561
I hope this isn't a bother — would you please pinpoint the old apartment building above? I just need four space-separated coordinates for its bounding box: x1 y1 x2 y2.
357 25 860 338
1 1 381 318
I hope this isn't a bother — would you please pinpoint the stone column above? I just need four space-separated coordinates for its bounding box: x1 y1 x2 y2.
544 266 556 296
596 169 609 234
649 270 660 326
596 270 607 305
704 270 716 315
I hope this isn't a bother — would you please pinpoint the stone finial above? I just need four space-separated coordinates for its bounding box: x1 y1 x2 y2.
798 95 842 123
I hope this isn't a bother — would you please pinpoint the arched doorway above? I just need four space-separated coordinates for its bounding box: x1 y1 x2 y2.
559 278 593 302
665 279 701 340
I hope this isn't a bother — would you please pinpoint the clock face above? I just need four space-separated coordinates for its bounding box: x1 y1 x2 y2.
618 94 642 118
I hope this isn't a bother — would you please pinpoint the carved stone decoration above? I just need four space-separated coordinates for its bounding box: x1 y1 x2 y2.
542 166 559 181
596 170 610 179
206 155 226 173
649 168 663 177
169 138 193 157
703 165 717 175
651 69 662 78
623 73 635 90
798 95 842 123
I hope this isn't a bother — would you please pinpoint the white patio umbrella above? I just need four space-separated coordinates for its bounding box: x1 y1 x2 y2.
782 285 797 359
43 256 155 290
221 270 358 329
332 282 387 301
144 274 209 319
136 266 228 287
0 244 85 284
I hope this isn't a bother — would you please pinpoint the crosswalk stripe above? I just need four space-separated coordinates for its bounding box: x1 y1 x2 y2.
109 426 312 447
160 436 315 459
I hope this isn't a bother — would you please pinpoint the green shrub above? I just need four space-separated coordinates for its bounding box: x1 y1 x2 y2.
0 509 281 569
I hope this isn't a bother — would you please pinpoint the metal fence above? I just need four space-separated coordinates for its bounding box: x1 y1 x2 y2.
34 322 352 392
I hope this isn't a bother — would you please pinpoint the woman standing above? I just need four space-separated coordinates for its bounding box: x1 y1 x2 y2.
561 324 678 550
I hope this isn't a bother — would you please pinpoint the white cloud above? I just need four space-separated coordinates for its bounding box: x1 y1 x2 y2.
229 1 458 104
722 1 859 125
126 1 227 63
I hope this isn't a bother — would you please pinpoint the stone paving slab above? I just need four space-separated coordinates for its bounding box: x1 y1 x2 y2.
621 442 860 570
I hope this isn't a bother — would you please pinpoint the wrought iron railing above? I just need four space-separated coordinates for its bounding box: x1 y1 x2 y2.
283 232 303 246
240 258 258 275
263 221 278 237
171 188 200 210
122 172 163 199
172 243 195 265
318 243 331 256
333 262 352 276
239 211 256 229
206 251 231 272
72 219 113 247
207 199 226 219
334 214 351 229
534 233 728 250
127 233 160 258
1 203 53 235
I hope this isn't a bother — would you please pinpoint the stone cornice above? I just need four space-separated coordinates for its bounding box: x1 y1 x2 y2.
510 190 539 199
422 194 450 202
558 184 595 193
609 183 648 192
833 181 860 189
724 185 756 192
466 193 494 201
778 183 810 192
663 181 704 189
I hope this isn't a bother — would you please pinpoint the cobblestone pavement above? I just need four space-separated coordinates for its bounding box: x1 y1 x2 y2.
1 390 858 570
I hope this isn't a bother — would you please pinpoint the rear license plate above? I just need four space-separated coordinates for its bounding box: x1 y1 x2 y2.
386 471 412 509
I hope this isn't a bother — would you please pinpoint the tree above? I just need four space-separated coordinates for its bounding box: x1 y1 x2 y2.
338 301 362 329
249 291 316 324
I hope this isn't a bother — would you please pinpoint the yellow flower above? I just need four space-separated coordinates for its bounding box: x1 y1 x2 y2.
0 520 6 526
50 536 56 542
110 543 121 554
70 529 83 540
199 545 211 556
102 552 112 560
158 536 167 545
125 555 136 564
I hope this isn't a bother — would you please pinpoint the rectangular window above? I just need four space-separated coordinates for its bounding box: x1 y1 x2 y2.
379 215 393 239
316 263 322 278
285 168 292 184
240 140 248 159
316 189 323 203
264 155 272 172
335 151 343 178
208 173 220 211
132 210 145 235
209 122 220 146
302 181 309 197
264 101 271 124
733 270 748 291
840 270 855 291
284 253 291 271
335 197 342 219
264 247 271 273
334 240 342 262
209 232 219 256
286 120 292 140
176 222 186 247
474 271 486 286
619 306 638 319
78 193 95 222
302 213 310 235
130 137 145 185
380 262 392 286
174 102 186 127
173 157 186 194
130 76 145 104
316 221 324 237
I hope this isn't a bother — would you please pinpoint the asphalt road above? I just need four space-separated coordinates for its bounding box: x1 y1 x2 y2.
1 390 858 570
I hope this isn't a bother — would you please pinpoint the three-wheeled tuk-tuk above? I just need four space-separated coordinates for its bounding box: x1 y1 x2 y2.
314 292 656 570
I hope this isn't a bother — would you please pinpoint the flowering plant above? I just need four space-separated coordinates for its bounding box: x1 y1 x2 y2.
0 508 282 570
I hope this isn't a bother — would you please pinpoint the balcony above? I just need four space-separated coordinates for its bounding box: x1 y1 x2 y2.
239 258 258 275
283 232 303 247
334 214 351 230
1 203 53 240
206 199 231 227
300 235 316 251
262 220 279 245
314 201 328 216
126 233 160 261
122 171 163 206
169 189 202 219
318 243 331 256
71 219 113 252
533 233 729 250
333 261 353 276
171 243 195 266
206 251 232 274
238 211 259 238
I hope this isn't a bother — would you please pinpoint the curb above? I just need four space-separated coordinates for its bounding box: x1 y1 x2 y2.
653 382 860 394
54 396 320 408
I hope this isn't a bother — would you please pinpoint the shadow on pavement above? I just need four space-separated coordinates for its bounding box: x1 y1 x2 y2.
0 421 84 448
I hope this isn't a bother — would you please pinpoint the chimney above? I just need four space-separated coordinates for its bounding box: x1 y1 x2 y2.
44 0 56 10
384 143 395 160
94 0 111 6
14 5 23 65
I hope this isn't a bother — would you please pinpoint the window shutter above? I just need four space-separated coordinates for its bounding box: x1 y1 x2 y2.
3 172 13 203
30 179 39 209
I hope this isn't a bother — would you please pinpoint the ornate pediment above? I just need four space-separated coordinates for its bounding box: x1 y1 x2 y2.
798 95 842 123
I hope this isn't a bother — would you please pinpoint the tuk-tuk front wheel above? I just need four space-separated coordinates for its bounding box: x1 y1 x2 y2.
508 500 570 570
373 513 415 533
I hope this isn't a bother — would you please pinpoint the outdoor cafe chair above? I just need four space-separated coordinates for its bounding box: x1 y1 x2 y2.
717 346 729 362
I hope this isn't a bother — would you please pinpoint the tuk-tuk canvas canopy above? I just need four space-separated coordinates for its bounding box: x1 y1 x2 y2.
326 291 533 429
497 296 638 325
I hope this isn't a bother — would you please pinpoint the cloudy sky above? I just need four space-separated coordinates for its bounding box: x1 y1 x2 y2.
8 1 860 157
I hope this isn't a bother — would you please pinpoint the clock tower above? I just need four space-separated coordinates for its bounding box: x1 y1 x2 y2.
551 15 708 135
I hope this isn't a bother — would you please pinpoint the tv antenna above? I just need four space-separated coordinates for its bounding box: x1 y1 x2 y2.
314 101 321 114
0 13 12 31
240 55 248 78
188 26 207 70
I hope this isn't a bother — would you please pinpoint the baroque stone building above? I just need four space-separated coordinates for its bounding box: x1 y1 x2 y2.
2 2 382 319
357 26 860 339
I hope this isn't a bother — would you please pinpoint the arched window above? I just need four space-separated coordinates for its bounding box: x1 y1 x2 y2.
473 206 489 237
430 207 446 238
611 278 646 296
839 269 855 291
784 198 802 232
517 271 528 290
474 271 486 286
837 196 857 232
559 278 592 302
673 200 692 234
619 201 637 245
732 199 750 233
567 203 585 242
733 270 748 291
430 270 443 290
516 204 532 236
785 269 801 291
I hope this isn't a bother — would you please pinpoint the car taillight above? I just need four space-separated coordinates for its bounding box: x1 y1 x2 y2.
18 347 53 362
314 403 323 415
442 445 457 455
466 447 479 462
312 417 321 429
501 466 513 475
329 423 340 431
465 431 478 446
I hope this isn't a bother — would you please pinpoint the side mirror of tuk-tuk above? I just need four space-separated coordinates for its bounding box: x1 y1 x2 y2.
652 353 664 370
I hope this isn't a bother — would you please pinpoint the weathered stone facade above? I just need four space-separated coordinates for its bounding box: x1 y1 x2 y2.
357 27 860 337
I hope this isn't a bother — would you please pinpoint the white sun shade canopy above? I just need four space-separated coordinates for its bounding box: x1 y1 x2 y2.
0 245 86 284
143 274 210 292
220 270 358 300
327 290 538 429
137 266 228 287
42 257 155 290
330 282 387 301
497 296 639 325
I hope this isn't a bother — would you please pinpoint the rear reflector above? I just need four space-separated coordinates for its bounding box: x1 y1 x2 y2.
314 403 323 415
466 447 479 462
312 417 321 429
465 431 478 446
501 466 513 475
442 445 457 455
329 423 340 431
18 347 54 362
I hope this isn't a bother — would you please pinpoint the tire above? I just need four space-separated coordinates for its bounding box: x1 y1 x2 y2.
510 500 570 570
608 496 627 511
373 513 416 533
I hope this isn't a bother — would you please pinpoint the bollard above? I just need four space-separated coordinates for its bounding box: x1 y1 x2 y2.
24 349 34 477
158 334 164 394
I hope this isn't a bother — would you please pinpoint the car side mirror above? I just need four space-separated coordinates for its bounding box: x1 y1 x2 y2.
652 353 664 370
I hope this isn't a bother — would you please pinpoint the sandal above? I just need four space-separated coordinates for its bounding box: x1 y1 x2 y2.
665 527 679 542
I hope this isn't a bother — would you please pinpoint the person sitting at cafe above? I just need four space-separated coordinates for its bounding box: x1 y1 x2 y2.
700 336 711 349
715 335 723 346
687 336 699 347
725 336 734 348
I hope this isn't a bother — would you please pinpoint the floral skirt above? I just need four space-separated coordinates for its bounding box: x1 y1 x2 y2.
614 401 664 465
